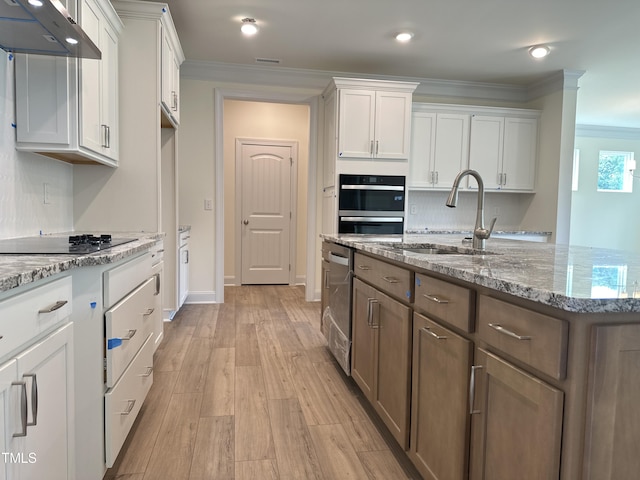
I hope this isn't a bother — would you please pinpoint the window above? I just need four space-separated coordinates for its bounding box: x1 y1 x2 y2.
597 150 634 192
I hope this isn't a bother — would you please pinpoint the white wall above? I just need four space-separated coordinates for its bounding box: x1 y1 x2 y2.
223 99 310 284
0 53 73 239
571 134 640 253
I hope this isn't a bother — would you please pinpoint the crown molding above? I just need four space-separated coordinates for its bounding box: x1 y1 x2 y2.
575 124 640 140
180 60 566 104
527 69 585 100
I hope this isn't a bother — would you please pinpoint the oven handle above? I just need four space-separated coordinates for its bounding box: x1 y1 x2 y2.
340 217 404 223
340 185 404 191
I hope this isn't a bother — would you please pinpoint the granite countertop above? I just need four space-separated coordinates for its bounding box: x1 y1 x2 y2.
0 232 163 294
322 233 640 313
405 228 552 236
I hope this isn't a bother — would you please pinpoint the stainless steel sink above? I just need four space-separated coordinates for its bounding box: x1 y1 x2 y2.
402 247 461 254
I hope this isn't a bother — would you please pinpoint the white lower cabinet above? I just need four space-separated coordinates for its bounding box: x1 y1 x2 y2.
178 230 190 309
0 324 74 480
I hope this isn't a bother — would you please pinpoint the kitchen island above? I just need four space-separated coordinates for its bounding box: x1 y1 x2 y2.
322 233 640 480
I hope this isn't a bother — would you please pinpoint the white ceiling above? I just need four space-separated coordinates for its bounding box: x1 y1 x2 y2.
162 0 640 129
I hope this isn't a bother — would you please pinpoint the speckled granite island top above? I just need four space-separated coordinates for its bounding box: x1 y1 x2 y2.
0 232 163 293
322 233 640 313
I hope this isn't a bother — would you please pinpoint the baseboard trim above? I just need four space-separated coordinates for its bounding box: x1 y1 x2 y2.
186 291 219 304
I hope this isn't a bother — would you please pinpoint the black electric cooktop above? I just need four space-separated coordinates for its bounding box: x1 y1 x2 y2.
0 234 137 255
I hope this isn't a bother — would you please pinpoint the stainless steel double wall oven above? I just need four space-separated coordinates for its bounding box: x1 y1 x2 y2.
338 174 406 234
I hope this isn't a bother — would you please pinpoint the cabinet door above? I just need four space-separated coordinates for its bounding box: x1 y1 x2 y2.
351 278 377 399
178 244 189 308
0 359 18 480
373 288 412 449
80 0 103 155
410 313 471 480
584 323 640 480
171 52 181 124
374 91 412 159
338 89 375 158
14 323 74 480
433 113 470 188
469 115 504 190
161 31 174 116
502 117 537 191
469 348 563 480
101 22 119 160
409 111 437 188
321 187 336 234
322 91 337 188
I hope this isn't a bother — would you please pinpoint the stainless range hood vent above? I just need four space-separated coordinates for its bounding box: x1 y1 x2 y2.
0 0 101 59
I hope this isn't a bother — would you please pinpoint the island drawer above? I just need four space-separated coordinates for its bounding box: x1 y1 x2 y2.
477 295 568 380
414 273 473 333
354 252 412 302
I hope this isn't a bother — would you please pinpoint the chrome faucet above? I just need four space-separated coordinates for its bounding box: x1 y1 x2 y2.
446 169 497 251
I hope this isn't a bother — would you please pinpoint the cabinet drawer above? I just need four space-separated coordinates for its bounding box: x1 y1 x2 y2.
0 276 72 361
414 273 473 332
105 277 156 387
477 295 568 380
354 252 412 302
104 333 154 467
103 252 152 309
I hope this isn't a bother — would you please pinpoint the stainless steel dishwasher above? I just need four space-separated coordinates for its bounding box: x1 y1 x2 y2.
321 241 354 375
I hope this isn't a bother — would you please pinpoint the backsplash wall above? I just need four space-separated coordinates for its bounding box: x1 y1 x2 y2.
406 190 534 231
0 53 73 239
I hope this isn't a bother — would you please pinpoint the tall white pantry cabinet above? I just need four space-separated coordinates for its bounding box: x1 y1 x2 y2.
75 0 184 318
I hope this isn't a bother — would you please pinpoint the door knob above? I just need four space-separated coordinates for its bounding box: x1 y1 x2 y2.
243 219 249 225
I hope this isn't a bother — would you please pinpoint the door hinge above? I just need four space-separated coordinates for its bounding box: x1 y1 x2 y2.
289 264 291 271
290 212 292 219
290 157 293 165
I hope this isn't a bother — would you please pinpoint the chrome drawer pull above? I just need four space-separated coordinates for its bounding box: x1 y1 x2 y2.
12 381 27 437
139 366 153 377
357 265 371 271
367 298 379 329
488 323 531 341
121 399 136 415
38 300 68 313
469 365 483 415
382 276 399 284
421 326 447 340
143 308 155 316
423 294 449 304
23 374 38 427
121 329 137 341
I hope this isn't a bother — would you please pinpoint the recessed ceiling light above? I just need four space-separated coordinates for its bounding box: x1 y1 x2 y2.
395 32 413 43
241 18 258 36
529 45 550 59
65 37 79 45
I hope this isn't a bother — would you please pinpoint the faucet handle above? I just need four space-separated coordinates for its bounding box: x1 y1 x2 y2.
475 217 497 240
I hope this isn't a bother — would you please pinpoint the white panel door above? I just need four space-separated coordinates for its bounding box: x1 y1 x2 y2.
503 117 537 191
374 90 412 159
241 144 293 284
338 89 375 158
469 115 504 190
433 113 470 189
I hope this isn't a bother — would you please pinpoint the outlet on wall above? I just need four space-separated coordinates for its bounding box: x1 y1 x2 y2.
410 204 417 215
204 198 213 210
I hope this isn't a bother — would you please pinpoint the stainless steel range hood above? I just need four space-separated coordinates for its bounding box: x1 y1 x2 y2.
0 0 101 59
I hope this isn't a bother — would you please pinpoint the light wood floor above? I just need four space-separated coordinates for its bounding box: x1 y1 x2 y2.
104 285 421 480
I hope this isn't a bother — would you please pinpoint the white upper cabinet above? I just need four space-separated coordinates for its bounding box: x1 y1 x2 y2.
409 103 539 192
409 109 470 189
469 115 538 191
338 87 413 159
15 0 123 167
160 15 184 127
